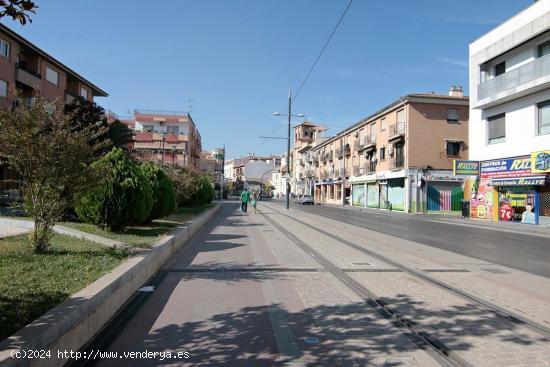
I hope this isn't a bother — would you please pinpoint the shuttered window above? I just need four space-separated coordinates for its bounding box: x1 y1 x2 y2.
396 109 405 123
487 113 505 144
447 108 459 123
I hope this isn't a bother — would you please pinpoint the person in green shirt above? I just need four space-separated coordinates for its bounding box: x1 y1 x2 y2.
240 188 250 214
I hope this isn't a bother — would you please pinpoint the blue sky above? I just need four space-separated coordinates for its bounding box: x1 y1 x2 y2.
3 0 533 159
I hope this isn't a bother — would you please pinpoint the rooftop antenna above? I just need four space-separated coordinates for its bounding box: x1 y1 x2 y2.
187 99 195 115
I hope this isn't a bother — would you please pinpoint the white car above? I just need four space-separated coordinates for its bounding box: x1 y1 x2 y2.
300 195 314 205
294 195 303 204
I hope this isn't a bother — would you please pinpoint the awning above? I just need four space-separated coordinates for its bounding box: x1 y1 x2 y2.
490 176 547 186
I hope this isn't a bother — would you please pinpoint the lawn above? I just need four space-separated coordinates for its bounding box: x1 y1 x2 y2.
58 203 215 248
0 234 130 341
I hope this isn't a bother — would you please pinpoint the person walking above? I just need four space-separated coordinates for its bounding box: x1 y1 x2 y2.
251 192 257 214
240 188 250 214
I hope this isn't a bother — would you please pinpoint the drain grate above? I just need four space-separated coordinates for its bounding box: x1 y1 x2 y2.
166 267 319 273
482 268 510 274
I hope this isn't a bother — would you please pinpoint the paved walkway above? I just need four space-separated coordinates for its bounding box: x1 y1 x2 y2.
82 201 550 366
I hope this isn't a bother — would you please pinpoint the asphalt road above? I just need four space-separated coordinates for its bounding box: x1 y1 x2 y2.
279 201 550 278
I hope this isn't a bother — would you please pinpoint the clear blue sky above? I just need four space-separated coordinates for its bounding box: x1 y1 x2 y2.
3 0 533 159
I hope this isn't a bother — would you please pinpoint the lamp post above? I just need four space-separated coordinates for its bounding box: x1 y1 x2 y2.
273 88 305 210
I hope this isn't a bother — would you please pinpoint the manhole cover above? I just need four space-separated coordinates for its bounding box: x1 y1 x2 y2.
304 336 320 344
481 268 510 274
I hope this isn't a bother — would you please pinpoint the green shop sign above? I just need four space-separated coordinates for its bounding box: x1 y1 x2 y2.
453 160 480 175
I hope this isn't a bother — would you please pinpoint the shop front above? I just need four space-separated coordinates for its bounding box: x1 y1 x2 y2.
425 171 464 214
377 170 406 211
350 174 376 207
469 155 549 225
314 179 342 205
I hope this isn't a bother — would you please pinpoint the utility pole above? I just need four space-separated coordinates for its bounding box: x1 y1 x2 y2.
286 88 291 210
221 145 225 202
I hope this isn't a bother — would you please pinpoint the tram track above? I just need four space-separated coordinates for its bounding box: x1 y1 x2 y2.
259 208 471 367
263 203 550 339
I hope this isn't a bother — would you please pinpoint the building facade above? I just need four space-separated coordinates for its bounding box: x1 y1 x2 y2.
122 110 202 170
0 25 107 198
467 0 550 226
226 155 281 192
312 89 469 214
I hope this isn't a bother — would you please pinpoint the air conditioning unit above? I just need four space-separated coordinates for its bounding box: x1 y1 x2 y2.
387 144 394 156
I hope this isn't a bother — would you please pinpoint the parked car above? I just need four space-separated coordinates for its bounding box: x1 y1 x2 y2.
294 195 303 204
300 195 314 205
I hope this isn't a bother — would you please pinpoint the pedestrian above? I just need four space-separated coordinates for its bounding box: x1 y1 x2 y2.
252 192 257 214
240 188 250 214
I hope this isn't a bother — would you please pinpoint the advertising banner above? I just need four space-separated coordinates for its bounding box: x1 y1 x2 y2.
453 160 480 175
480 156 532 179
531 150 550 173
490 176 546 186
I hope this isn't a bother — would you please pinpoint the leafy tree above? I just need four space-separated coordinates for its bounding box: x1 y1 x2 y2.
0 0 37 25
0 95 106 252
64 96 133 154
140 162 176 221
168 167 214 207
75 148 153 230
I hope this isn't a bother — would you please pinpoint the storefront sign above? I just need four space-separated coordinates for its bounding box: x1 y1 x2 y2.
480 156 532 179
531 150 550 173
453 160 480 175
499 203 513 221
490 176 546 186
426 173 464 182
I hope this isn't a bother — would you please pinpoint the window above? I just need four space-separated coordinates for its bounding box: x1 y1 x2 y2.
396 109 405 123
45 66 59 85
447 108 460 123
0 79 7 98
487 113 506 144
446 142 461 156
494 61 506 77
143 125 154 132
80 87 88 100
0 38 9 58
538 100 550 135
167 125 179 134
538 40 550 58
380 118 386 131
379 147 386 161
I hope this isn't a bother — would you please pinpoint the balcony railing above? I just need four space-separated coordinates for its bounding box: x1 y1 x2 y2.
352 166 360 176
364 161 377 174
478 54 550 103
362 134 377 148
338 168 345 178
390 155 405 169
344 144 351 156
335 148 343 159
389 122 405 140
15 66 41 89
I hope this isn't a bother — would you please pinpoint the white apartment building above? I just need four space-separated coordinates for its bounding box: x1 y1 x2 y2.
468 0 550 226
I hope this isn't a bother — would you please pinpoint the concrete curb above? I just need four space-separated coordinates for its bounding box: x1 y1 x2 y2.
0 203 221 367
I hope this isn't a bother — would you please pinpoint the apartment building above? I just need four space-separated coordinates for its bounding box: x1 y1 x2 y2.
313 88 469 214
467 0 550 226
0 25 107 197
122 110 202 170
291 121 328 196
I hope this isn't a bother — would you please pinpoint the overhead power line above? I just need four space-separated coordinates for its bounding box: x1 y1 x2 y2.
292 0 354 104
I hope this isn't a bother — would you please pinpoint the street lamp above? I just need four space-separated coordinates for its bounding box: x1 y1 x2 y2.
272 88 305 210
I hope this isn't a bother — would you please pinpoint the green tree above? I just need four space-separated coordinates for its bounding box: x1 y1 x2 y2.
75 148 153 230
0 0 37 24
140 162 176 221
0 95 106 252
168 167 214 206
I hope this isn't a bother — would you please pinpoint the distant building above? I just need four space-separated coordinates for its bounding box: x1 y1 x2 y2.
468 0 550 225
0 24 107 199
118 110 202 170
225 154 281 192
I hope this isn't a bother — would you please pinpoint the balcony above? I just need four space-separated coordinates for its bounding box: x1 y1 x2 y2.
390 155 405 169
476 54 550 109
335 148 343 159
352 166 360 176
360 134 377 152
353 139 360 150
15 63 41 89
327 151 334 161
338 168 345 178
388 122 405 142
364 161 377 174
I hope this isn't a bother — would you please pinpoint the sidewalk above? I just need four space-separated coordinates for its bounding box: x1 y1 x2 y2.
310 201 550 238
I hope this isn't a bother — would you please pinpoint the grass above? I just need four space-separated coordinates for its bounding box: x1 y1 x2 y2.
0 234 130 341
58 203 216 248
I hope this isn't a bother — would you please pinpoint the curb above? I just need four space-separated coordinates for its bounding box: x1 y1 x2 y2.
0 203 221 367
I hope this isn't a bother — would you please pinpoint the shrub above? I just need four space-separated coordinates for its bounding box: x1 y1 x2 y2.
168 167 214 207
75 148 153 230
140 162 177 221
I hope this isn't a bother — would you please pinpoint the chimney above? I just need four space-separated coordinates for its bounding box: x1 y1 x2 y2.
449 85 464 97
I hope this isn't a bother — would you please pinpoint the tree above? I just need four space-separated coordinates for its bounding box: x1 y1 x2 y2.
140 162 176 221
167 167 214 207
75 148 153 230
64 96 133 154
0 95 107 252
0 0 37 24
